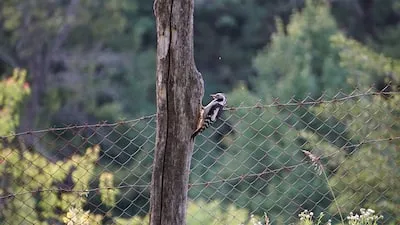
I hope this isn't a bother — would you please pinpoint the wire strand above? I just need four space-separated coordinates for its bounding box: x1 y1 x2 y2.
1 135 397 200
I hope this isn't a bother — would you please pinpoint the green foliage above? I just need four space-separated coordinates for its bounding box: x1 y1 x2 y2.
0 68 114 225
323 96 399 223
303 95 399 223
115 200 259 225
0 145 115 224
113 214 149 225
253 0 348 100
0 68 30 137
252 7 399 223
331 33 400 88
99 172 119 207
186 200 253 225
300 34 400 224
1 0 156 213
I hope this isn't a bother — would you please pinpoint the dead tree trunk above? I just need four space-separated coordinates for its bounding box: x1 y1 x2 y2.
150 0 204 224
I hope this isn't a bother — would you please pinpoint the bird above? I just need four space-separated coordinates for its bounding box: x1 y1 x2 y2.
191 93 227 139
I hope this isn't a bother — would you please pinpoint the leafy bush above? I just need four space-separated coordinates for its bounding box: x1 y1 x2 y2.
0 145 109 224
0 68 30 137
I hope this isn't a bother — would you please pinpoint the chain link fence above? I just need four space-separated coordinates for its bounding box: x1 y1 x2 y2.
0 89 399 225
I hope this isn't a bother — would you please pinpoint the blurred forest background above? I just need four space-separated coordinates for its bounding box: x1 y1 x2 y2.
0 0 399 224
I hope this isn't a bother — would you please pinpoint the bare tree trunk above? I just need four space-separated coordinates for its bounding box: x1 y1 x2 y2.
150 0 204 224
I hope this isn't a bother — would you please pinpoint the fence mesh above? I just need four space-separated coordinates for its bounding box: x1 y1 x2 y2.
0 89 399 225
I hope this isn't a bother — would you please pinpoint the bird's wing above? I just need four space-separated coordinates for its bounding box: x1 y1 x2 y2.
210 104 224 121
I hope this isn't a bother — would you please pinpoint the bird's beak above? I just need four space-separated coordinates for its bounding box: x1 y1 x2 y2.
210 94 216 99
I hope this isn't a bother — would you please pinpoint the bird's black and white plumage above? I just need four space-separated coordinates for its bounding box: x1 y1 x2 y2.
191 93 227 139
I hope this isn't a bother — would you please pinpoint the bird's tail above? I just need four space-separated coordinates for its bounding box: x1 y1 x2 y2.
190 129 201 139
191 118 212 139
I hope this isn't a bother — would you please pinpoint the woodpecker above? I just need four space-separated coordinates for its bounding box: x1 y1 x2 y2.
191 93 227 139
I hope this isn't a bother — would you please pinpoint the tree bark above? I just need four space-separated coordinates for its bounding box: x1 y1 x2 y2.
150 0 204 224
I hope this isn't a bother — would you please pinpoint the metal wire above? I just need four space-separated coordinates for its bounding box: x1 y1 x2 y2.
0 90 399 225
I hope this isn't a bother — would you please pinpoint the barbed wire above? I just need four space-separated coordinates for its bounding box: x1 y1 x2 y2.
225 90 400 110
1 90 398 139
0 114 156 139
